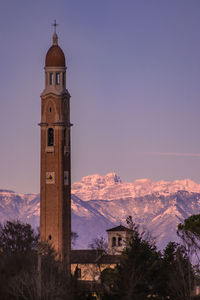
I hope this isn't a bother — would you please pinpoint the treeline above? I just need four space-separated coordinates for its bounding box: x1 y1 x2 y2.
0 220 74 299
1 216 200 299
100 215 199 300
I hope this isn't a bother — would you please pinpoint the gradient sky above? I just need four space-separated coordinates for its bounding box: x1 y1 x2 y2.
1 0 200 193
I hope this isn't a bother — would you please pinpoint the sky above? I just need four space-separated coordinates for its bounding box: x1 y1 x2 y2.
1 0 200 193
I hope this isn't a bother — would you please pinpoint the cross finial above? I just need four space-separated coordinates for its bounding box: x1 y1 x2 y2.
52 20 58 33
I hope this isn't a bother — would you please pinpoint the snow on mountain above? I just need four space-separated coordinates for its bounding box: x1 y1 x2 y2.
0 190 40 227
71 195 114 248
0 189 114 249
1 173 200 249
72 173 200 201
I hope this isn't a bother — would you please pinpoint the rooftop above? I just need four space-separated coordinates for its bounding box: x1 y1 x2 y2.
71 249 120 264
106 225 133 232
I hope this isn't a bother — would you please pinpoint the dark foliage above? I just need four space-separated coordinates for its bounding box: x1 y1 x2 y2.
0 220 75 300
88 235 108 252
162 242 194 300
0 219 39 253
178 214 200 239
0 220 38 299
71 231 79 247
38 242 74 300
0 217 199 300
100 221 196 300
117 230 161 299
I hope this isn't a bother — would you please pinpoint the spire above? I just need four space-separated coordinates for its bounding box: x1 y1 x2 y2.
53 32 58 45
52 20 58 45
45 20 66 67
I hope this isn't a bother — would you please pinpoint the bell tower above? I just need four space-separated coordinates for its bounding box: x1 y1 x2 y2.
39 26 71 272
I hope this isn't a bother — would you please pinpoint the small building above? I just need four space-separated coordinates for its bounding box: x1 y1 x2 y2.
71 249 120 281
71 225 132 281
107 225 133 254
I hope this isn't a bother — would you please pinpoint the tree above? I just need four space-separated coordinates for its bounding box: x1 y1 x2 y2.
100 218 196 300
88 236 108 252
38 242 75 300
0 220 75 300
162 241 194 300
118 232 161 300
0 219 39 253
178 214 200 263
100 267 120 300
71 231 79 248
178 215 200 240
0 220 39 299
176 215 200 300
99 222 162 300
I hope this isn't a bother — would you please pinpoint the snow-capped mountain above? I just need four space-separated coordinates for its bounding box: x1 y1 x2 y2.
1 173 200 249
72 172 200 201
0 189 40 227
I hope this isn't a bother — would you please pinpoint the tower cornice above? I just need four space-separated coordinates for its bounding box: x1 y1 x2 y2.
38 122 48 127
41 90 71 99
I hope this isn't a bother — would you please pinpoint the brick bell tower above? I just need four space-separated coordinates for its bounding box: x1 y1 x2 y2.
39 26 71 272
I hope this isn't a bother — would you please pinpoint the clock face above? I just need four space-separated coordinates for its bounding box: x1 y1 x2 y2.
46 172 55 184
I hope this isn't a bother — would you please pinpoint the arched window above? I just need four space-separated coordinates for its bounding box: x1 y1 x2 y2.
56 73 60 85
48 128 54 146
112 237 116 247
49 73 53 85
118 237 122 246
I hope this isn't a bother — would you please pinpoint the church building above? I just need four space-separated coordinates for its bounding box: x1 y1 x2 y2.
39 27 132 286
39 24 71 273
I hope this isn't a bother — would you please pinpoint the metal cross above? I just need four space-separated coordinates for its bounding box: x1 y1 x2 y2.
52 20 58 33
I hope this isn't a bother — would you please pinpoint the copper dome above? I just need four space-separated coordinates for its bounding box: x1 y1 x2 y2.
45 44 66 67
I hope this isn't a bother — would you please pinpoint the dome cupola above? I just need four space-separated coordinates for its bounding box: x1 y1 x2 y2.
45 32 66 67
43 23 67 96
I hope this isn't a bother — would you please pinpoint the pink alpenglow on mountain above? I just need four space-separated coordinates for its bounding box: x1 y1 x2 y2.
1 173 200 249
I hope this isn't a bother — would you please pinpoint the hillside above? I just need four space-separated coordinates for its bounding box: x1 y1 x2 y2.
1 173 200 249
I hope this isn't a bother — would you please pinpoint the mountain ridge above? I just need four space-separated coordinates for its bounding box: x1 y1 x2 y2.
1 173 200 249
72 173 200 201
